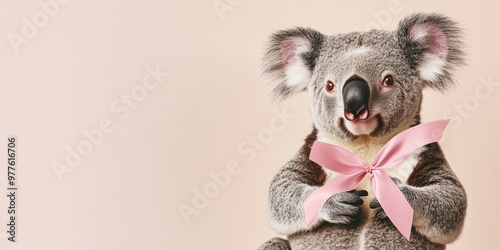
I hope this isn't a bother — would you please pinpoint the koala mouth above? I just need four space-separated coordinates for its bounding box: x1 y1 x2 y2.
341 113 382 136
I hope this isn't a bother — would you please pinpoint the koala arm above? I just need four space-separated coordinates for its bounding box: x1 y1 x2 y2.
267 131 327 235
405 143 467 244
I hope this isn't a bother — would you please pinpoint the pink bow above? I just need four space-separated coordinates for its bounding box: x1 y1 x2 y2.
304 120 450 240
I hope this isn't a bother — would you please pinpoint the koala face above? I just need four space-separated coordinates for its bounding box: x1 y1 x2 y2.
262 13 464 141
308 31 422 140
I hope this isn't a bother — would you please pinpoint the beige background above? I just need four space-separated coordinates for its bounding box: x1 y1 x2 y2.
0 0 498 249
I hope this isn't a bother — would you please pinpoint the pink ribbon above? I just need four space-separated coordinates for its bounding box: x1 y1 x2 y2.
304 120 450 240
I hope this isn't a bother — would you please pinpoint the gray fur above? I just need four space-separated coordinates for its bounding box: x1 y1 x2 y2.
258 237 291 250
259 13 467 249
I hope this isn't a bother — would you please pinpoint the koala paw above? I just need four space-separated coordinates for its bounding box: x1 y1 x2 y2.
369 198 388 220
369 177 411 220
321 190 368 226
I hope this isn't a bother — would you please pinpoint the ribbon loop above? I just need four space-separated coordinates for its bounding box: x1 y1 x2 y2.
304 120 450 241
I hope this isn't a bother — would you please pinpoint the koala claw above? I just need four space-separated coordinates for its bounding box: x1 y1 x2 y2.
369 197 388 220
375 210 388 220
369 197 381 209
370 177 411 220
370 197 389 220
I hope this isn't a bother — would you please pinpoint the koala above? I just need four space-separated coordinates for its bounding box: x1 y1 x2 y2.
259 13 467 250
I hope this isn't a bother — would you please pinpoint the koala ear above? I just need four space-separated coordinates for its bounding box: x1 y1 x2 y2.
262 27 324 100
396 13 465 92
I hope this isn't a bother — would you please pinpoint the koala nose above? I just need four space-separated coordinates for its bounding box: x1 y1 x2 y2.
343 79 370 121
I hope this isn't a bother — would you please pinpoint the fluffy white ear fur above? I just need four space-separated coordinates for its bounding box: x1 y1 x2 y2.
409 24 449 82
418 53 446 82
281 37 313 93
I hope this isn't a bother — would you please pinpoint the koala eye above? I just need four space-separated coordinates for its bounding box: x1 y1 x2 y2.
325 81 335 92
382 75 395 87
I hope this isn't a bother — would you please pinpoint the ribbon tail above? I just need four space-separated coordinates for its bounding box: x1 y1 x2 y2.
304 172 365 228
371 171 414 240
